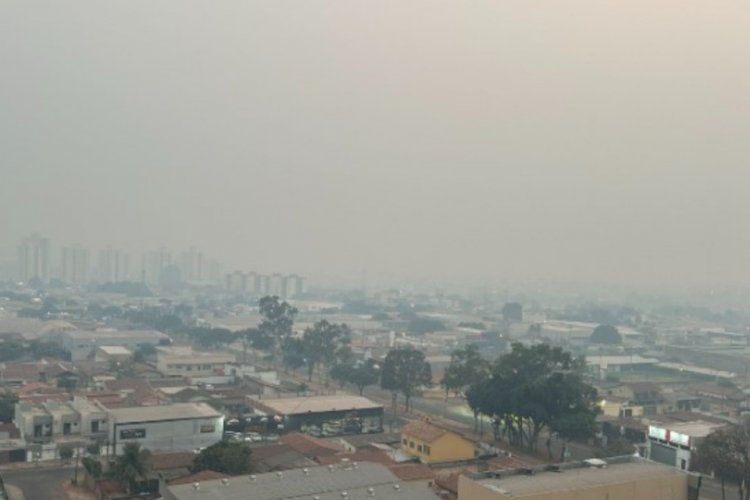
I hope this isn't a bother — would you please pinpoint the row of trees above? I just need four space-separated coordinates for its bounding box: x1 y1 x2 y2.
442 343 599 451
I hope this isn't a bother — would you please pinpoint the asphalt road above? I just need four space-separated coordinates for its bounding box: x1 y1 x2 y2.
1 465 73 500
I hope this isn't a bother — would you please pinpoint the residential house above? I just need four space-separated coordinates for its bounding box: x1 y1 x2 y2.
400 417 475 464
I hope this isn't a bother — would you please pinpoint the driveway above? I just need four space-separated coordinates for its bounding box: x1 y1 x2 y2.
1 465 74 500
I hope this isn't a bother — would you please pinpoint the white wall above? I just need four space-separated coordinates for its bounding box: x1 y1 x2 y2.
111 415 223 455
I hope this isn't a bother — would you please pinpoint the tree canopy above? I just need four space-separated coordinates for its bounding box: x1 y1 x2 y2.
331 359 381 395
441 344 489 397
590 324 622 345
192 440 252 475
300 320 351 381
108 442 151 494
467 343 599 450
257 296 298 352
502 302 523 322
694 420 750 500
381 348 432 413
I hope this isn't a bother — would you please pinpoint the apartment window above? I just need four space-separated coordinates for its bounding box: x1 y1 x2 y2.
417 445 423 453
402 438 407 445
91 421 99 433
200 424 215 433
424 445 431 455
409 441 415 449
202 364 212 370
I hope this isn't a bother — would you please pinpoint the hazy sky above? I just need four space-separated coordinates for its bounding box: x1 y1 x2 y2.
1 1 749 289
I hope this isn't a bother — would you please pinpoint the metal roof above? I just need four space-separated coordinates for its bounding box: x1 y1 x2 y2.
165 462 439 500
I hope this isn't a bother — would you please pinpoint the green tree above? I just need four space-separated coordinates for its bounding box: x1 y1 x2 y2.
469 343 598 451
502 302 523 322
441 344 490 397
82 456 103 479
258 296 298 353
0 393 18 423
381 348 432 414
407 317 446 335
59 444 75 460
694 423 750 500
590 325 622 345
192 441 252 475
108 442 151 495
133 343 157 363
332 359 381 395
281 337 306 373
300 320 351 381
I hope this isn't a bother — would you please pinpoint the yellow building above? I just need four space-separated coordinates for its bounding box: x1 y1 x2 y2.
457 457 696 500
400 417 475 464
600 396 644 418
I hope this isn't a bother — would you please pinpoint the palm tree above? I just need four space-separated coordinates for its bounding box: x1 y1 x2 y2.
109 442 151 494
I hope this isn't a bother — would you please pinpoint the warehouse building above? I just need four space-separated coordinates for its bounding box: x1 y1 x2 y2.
247 395 383 437
108 402 223 455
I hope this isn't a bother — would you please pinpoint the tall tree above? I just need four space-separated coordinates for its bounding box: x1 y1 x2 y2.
468 343 598 451
694 423 750 500
192 441 252 475
380 348 432 414
441 344 490 397
331 359 381 395
300 320 351 381
108 442 151 495
502 302 523 322
590 324 622 345
258 296 298 353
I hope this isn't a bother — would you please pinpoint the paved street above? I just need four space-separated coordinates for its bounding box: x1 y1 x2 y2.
1 465 74 500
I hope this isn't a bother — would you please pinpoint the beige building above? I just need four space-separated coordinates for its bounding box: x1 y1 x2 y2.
457 457 697 500
156 346 235 377
401 417 475 464
94 345 132 363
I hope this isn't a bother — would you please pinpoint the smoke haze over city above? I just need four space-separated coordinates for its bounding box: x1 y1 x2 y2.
2 0 749 290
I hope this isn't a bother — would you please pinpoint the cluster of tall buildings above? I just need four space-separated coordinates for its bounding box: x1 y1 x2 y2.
13 234 223 287
225 271 307 298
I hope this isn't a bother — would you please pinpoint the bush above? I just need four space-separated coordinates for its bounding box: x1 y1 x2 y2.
59 445 75 460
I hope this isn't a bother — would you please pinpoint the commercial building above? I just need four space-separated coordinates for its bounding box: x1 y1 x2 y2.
647 420 725 471
247 395 384 437
156 346 235 378
400 417 475 464
162 462 439 500
458 456 698 500
107 403 223 455
57 330 169 361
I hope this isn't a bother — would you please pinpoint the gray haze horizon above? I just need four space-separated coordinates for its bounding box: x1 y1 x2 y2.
2 1 749 291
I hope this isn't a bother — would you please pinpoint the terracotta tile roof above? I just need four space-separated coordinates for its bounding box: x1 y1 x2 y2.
280 432 343 458
168 470 229 485
401 419 452 443
149 452 195 471
389 463 435 481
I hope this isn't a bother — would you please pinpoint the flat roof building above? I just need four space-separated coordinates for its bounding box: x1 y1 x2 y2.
248 395 384 438
58 330 169 361
108 402 223 455
156 346 235 378
458 456 697 500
